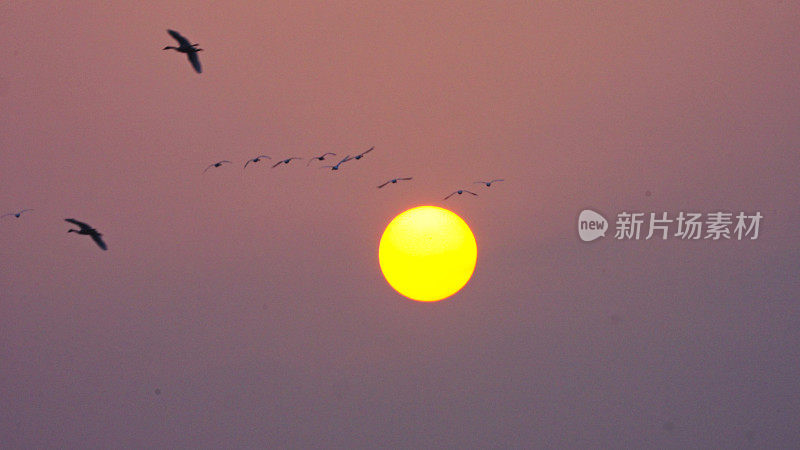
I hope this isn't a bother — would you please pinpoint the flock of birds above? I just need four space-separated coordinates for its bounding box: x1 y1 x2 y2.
201 145 503 193
2 30 503 252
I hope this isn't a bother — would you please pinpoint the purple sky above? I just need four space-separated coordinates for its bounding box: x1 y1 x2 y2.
2 2 799 447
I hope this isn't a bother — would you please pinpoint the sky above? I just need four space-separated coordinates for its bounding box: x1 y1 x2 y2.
1 1 798 448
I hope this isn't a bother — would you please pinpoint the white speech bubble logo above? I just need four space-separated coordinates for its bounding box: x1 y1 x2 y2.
578 209 608 242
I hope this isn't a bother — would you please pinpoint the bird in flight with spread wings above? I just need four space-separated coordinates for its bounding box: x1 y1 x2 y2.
352 147 374 160
444 189 478 200
474 179 504 187
203 160 231 173
2 209 34 219
378 177 412 189
244 155 271 169
307 152 337 166
65 218 107 251
320 155 352 171
163 29 203 73
272 157 302 168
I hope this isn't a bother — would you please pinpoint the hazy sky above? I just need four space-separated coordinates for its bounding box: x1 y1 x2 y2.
1 2 798 448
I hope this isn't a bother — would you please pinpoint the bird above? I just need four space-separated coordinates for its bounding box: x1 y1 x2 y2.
1 209 33 218
352 146 374 160
244 155 271 169
65 218 107 250
163 29 203 73
444 189 478 200
320 155 352 171
474 179 504 187
378 177 412 188
272 157 302 168
306 152 337 166
203 160 232 173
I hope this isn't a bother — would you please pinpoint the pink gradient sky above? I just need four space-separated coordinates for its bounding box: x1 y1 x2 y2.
1 2 799 447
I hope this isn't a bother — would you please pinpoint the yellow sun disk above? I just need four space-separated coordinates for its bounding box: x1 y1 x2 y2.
379 206 477 302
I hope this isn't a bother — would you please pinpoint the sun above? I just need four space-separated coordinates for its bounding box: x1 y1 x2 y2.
379 206 477 302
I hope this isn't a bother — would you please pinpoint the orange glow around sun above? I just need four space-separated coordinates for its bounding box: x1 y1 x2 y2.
379 206 477 302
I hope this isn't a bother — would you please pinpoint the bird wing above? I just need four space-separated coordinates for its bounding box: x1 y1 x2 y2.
473 181 486 184
339 155 352 164
167 29 192 47
203 164 214 173
65 218 93 231
187 52 202 73
444 192 456 200
399 177 412 181
378 181 389 188
244 160 252 169
323 152 336 157
271 161 283 168
21 209 34 213
492 179 505 183
359 147 374 156
1 213 13 218
465 190 478 196
90 232 108 251
258 155 271 159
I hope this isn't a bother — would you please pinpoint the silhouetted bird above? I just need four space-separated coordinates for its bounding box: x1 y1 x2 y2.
378 177 412 188
203 160 232 173
1 209 33 218
244 155 271 169
352 146 373 160
163 29 203 73
307 152 337 166
65 218 107 250
320 155 352 171
444 189 478 200
474 179 504 187
272 157 302 168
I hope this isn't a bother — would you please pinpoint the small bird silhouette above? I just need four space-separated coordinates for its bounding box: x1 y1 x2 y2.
352 146 374 160
444 189 478 200
378 177 412 188
65 218 107 250
307 152 337 166
272 157 302 168
163 29 203 74
474 179 504 187
203 160 232 173
1 209 33 218
244 155 271 169
320 155 352 171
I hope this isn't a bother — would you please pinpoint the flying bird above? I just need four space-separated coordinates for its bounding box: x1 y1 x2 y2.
244 155 271 169
444 189 478 200
65 218 107 251
320 155 352 171
378 177 413 188
272 157 302 168
203 160 232 173
352 146 374 160
474 179 504 187
163 29 203 73
307 152 337 166
1 209 33 218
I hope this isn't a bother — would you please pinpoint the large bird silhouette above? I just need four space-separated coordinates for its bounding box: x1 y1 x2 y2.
65 218 107 250
163 29 203 73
